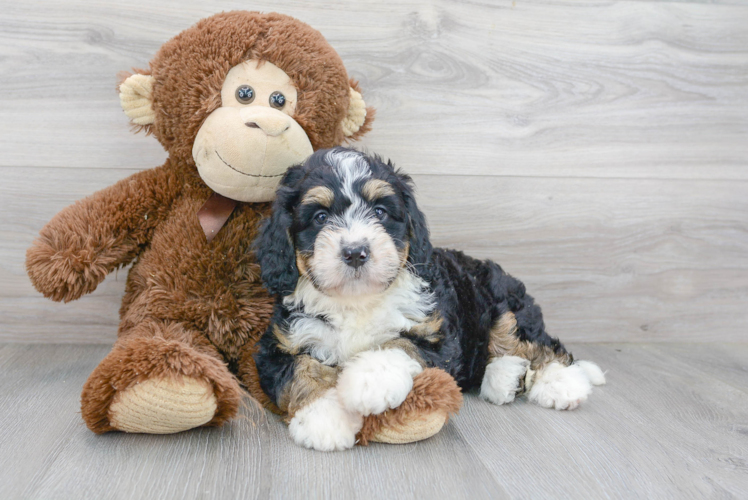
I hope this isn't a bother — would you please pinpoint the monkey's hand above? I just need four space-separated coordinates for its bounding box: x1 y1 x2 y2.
26 213 136 302
26 165 180 302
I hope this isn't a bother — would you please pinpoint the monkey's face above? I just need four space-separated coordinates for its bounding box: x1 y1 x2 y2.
192 60 314 202
118 13 373 204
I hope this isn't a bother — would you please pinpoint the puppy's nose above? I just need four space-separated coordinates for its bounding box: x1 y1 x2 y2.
342 245 370 269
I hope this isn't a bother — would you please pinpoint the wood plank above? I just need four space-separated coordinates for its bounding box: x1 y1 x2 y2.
0 344 109 499
416 175 748 343
1 167 135 343
0 1 746 179
3 167 746 343
2 343 747 498
24 416 508 500
452 343 748 499
644 343 748 394
0 343 507 500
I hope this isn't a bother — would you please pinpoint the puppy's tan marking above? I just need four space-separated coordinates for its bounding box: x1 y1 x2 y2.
407 313 444 344
488 311 572 372
273 324 299 355
362 179 395 201
492 312 518 341
380 338 426 367
301 185 334 207
278 355 341 418
398 242 410 269
296 251 312 278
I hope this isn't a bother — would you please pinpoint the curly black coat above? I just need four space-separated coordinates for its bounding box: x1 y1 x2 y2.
252 148 576 412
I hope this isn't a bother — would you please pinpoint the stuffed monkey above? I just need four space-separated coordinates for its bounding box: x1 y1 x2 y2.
25 11 461 443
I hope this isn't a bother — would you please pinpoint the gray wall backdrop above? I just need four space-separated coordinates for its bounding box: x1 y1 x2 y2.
1 0 747 343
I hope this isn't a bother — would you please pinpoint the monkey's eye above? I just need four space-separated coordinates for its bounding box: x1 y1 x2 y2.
374 207 387 220
314 211 328 225
269 91 286 109
236 85 255 104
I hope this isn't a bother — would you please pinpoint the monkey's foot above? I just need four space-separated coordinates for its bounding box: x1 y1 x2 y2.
369 409 448 444
357 368 463 445
81 334 242 434
109 377 217 434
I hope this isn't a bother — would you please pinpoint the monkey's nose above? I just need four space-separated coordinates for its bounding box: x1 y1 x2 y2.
342 245 370 269
244 120 290 137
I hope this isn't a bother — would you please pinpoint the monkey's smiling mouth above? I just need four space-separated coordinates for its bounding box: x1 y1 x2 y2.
215 150 285 178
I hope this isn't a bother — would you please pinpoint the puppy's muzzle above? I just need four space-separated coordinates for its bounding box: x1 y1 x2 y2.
342 244 370 269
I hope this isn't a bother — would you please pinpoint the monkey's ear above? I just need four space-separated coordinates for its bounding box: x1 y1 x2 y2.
118 73 156 129
341 80 375 140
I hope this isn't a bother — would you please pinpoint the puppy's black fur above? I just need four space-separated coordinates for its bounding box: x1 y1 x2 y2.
254 148 572 406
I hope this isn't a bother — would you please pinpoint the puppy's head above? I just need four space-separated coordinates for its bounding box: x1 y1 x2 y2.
256 147 432 297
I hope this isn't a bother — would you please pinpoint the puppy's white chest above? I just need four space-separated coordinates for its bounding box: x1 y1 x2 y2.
284 273 433 366
288 306 413 365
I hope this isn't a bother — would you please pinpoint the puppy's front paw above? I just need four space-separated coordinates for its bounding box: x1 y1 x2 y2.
288 388 363 452
337 349 423 416
480 355 530 405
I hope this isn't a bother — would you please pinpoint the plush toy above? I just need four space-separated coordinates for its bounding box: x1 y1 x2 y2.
25 11 461 443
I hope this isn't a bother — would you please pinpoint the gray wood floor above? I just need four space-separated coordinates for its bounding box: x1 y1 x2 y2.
2 342 747 499
2 0 747 343
2 2 747 497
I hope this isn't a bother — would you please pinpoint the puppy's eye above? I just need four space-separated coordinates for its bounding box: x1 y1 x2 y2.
374 207 387 220
236 85 255 104
269 91 286 109
314 211 328 225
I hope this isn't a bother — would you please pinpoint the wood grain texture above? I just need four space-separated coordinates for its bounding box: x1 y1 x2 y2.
3 167 746 342
0 0 746 177
456 343 748 499
1 343 746 499
1 0 747 343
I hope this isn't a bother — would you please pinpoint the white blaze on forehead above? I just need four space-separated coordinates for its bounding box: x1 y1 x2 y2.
325 149 371 202
325 149 375 231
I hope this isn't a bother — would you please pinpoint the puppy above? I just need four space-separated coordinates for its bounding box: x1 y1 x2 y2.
254 148 606 451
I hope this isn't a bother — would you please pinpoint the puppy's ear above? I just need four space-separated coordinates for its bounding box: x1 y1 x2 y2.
255 167 306 296
400 175 434 282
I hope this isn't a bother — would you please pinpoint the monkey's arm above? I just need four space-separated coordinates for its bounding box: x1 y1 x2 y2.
254 320 339 416
26 162 183 302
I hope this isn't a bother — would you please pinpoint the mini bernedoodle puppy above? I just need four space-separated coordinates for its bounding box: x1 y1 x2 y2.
254 148 606 451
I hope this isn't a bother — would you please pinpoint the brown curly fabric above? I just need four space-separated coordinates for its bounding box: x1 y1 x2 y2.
357 368 464 446
27 12 376 434
81 321 243 434
145 11 375 163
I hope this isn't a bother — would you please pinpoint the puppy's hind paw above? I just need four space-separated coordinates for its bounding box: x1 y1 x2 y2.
527 362 593 411
288 388 363 452
575 360 607 386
